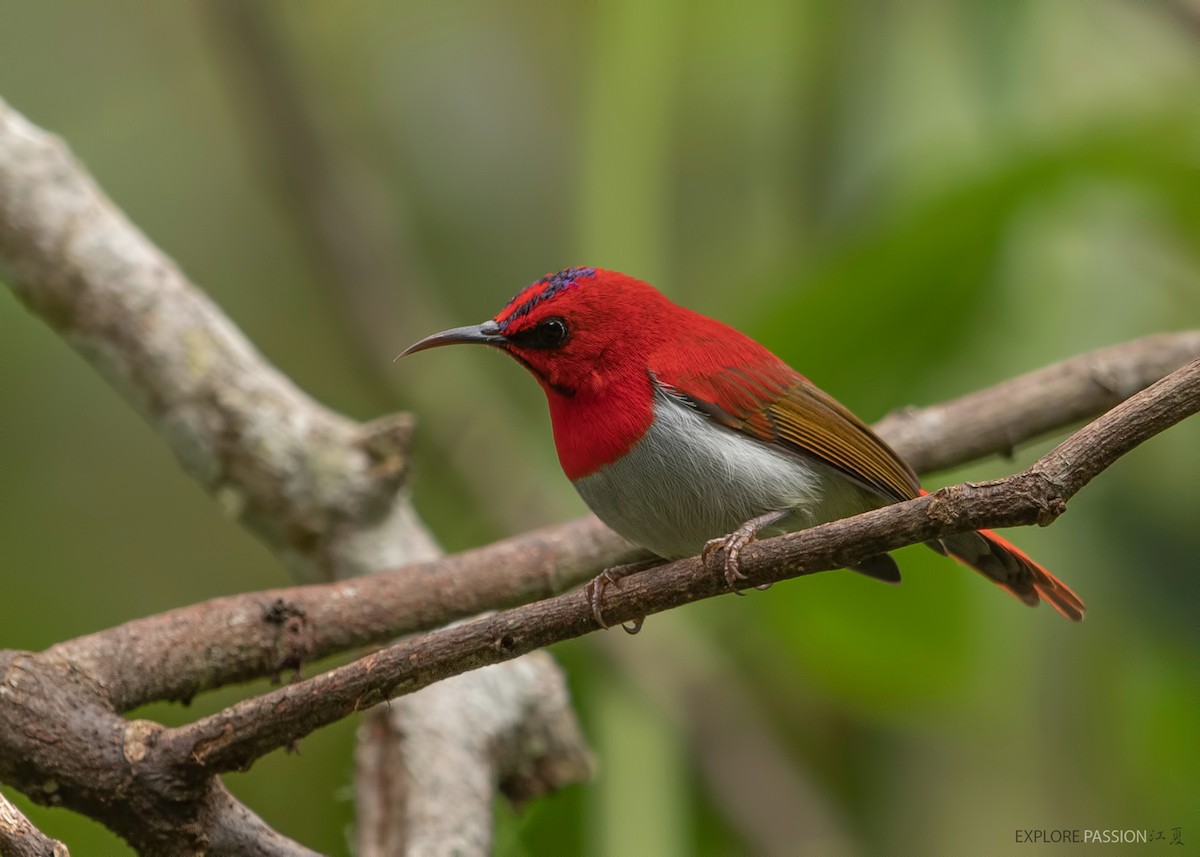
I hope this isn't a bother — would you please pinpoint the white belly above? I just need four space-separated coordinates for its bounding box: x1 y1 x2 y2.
572 389 874 559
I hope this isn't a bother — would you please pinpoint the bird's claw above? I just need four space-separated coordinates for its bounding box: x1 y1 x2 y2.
703 510 790 592
704 533 753 593
586 560 656 634
620 616 645 634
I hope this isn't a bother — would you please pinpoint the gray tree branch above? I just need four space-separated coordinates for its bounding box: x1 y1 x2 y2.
198 9 601 845
0 95 592 855
201 0 560 533
0 96 425 585
2 92 1197 854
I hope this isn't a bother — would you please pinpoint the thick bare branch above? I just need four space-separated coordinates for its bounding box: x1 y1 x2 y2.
0 95 595 855
40 516 635 712
0 96 428 586
0 651 323 857
202 0 560 533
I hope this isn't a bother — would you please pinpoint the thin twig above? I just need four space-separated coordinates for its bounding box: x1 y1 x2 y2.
44 516 639 712
875 331 1200 472
0 792 70 857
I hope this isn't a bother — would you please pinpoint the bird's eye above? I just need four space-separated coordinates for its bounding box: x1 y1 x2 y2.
511 317 569 349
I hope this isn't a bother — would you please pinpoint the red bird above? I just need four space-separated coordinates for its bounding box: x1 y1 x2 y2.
401 268 1084 625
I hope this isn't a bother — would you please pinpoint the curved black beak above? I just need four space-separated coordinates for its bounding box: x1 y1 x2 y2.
394 320 506 361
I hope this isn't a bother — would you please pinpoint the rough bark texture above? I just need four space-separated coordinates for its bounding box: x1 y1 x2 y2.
2 353 1194 852
0 96 423 585
0 96 595 854
124 357 1200 779
0 791 70 857
2 94 1198 852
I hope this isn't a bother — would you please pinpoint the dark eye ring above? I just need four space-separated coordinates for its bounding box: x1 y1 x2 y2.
510 316 569 349
536 317 568 347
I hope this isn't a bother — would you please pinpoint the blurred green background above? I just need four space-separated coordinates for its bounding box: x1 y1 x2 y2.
1 1 1197 854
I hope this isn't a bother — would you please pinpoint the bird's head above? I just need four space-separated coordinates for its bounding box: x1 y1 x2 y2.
399 267 673 398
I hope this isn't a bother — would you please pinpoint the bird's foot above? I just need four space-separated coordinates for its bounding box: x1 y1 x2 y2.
702 510 791 592
585 558 660 634
702 533 751 593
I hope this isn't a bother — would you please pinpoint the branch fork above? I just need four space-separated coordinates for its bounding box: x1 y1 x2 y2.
2 93 1198 853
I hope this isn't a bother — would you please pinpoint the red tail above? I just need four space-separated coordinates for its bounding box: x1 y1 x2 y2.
919 491 1085 621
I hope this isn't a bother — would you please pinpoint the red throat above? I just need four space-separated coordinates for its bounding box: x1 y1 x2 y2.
545 369 655 480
